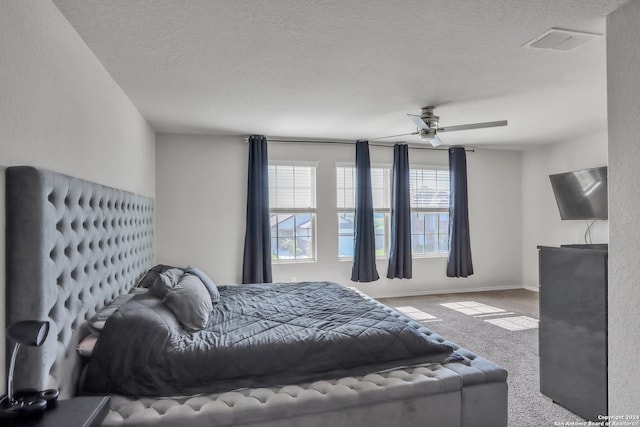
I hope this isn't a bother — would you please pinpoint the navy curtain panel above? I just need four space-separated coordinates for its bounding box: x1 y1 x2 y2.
387 144 412 279
351 140 380 282
242 135 273 284
447 146 474 278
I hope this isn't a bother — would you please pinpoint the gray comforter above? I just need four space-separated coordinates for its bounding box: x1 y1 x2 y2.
82 282 453 397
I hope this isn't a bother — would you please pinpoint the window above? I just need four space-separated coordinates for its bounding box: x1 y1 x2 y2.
409 168 450 256
269 164 316 262
336 166 390 258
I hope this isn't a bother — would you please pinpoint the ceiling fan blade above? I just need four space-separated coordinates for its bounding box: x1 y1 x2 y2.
430 135 445 147
407 114 429 130
438 120 507 133
371 131 418 140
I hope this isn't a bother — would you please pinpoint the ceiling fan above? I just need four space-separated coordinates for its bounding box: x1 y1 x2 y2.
374 106 508 147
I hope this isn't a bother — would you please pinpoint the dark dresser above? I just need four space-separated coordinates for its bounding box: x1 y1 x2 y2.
538 244 607 422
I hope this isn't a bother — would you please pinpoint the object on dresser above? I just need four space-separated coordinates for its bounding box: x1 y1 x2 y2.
0 320 59 419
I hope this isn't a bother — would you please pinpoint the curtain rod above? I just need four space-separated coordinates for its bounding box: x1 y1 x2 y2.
244 137 474 152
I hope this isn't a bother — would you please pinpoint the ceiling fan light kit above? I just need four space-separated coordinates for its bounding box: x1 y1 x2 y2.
417 128 444 147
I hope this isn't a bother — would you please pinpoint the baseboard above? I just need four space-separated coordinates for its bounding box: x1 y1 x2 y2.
522 285 540 292
369 284 527 299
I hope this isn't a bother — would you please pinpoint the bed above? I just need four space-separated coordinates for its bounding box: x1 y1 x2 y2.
5 166 508 427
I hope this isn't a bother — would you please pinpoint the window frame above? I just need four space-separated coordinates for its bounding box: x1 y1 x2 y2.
409 166 450 258
269 162 318 264
336 163 391 260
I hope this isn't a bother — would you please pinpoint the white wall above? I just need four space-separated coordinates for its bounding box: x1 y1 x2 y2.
155 134 247 283
521 132 608 288
0 0 155 393
156 133 523 298
607 0 640 413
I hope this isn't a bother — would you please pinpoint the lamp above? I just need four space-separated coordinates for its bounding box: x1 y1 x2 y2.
0 320 56 418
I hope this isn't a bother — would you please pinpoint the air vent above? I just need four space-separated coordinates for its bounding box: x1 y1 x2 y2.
522 28 601 52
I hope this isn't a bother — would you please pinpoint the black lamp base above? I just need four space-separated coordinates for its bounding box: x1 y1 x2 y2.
0 389 59 419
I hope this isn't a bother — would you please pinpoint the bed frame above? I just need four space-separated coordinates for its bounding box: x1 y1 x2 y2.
5 166 154 397
5 166 508 426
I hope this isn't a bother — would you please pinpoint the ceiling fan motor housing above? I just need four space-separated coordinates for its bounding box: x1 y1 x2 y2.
418 129 437 140
420 106 439 129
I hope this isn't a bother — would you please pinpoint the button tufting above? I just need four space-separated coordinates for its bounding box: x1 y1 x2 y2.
17 176 156 400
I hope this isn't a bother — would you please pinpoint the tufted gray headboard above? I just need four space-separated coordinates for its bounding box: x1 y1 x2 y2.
5 166 154 398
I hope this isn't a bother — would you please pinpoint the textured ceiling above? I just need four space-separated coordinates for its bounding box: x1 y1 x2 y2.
52 0 630 149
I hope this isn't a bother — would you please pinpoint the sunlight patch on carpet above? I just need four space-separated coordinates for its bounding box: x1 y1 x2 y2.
484 316 539 331
440 301 506 316
394 306 438 321
474 312 516 318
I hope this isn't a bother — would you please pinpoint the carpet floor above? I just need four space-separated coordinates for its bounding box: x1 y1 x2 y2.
379 289 585 427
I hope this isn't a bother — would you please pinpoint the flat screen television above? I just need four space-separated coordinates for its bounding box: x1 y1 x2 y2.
549 166 608 220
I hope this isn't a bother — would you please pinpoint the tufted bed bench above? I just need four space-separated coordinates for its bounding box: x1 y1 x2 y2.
103 345 507 427
5 166 507 427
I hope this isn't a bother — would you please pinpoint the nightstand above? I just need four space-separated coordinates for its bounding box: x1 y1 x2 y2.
3 396 110 427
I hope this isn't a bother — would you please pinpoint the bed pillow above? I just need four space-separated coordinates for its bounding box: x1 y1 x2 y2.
77 335 98 357
185 266 220 304
162 273 213 331
149 267 184 299
88 292 140 335
136 264 178 288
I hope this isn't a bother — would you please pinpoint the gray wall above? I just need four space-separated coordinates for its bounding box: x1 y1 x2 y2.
0 0 156 393
607 0 640 414
521 132 608 289
156 133 523 297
